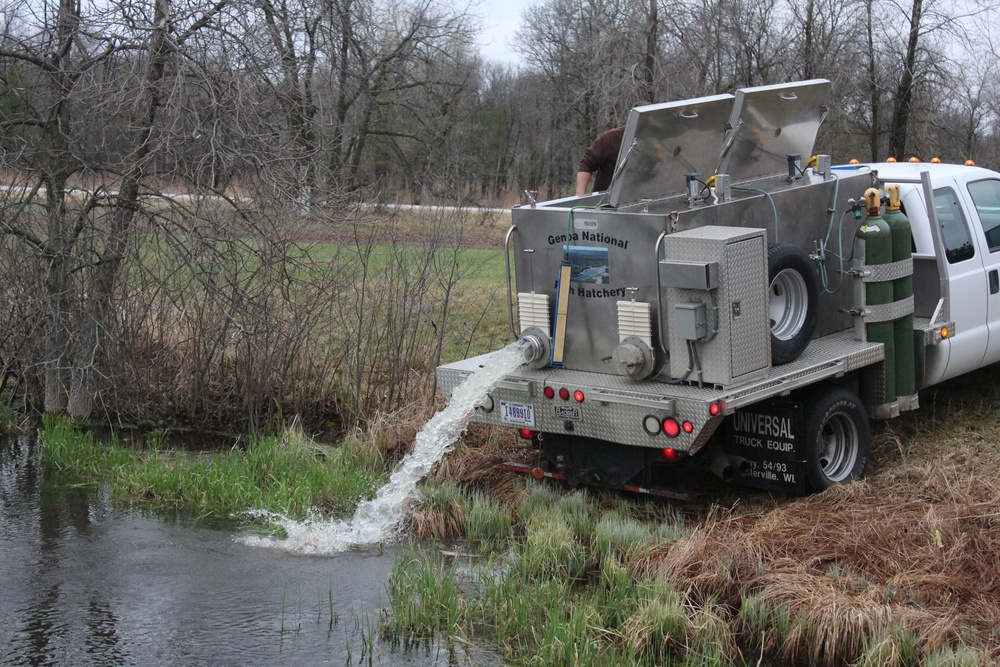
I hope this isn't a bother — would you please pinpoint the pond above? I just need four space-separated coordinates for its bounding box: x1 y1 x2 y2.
0 434 485 666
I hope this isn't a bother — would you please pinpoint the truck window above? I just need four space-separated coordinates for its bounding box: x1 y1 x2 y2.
967 179 1000 252
933 187 975 263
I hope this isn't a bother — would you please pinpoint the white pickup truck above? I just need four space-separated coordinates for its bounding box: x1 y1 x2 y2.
436 79 998 497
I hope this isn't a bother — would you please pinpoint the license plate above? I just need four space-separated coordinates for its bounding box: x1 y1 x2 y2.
500 401 535 427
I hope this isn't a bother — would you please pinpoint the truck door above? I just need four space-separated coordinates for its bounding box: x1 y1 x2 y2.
959 178 1000 366
929 185 989 381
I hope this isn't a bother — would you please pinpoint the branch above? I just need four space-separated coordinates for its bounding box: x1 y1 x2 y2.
176 0 230 46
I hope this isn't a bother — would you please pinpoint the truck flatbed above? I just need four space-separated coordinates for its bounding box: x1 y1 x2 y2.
437 331 884 453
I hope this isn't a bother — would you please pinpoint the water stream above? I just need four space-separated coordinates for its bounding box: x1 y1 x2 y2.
245 341 530 554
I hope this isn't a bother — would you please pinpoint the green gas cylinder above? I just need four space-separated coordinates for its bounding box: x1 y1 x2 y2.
882 184 916 403
856 187 895 404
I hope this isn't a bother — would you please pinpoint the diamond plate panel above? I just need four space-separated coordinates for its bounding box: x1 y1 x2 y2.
662 227 770 386
435 331 883 451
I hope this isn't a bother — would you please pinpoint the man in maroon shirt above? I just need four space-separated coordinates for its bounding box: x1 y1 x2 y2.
575 125 625 196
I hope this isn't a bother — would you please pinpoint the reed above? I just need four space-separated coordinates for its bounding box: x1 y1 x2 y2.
554 490 593 539
383 479 750 667
920 646 984 667
515 482 562 522
463 490 512 550
411 480 466 539
592 510 656 562
382 544 465 648
516 512 587 580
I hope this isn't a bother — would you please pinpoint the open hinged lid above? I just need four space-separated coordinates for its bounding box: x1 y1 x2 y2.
716 79 831 181
606 94 735 208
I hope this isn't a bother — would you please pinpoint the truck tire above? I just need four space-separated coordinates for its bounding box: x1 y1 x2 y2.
768 243 819 364
802 385 870 492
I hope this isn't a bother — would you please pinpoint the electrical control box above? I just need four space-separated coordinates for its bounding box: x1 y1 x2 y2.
674 302 707 340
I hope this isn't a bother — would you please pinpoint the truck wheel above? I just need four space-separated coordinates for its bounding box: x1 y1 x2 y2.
802 386 870 492
768 243 819 364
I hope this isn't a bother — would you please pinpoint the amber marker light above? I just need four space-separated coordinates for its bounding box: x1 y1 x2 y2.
886 157 897 163
931 157 942 163
849 158 860 165
966 160 976 166
909 157 920 163
940 326 950 339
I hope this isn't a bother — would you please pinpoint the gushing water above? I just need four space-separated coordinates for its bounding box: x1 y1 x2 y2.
244 340 531 554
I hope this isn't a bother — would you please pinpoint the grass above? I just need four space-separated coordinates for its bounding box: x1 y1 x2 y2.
379 375 1000 666
39 415 386 518
382 544 467 650
464 490 512 550
384 481 720 666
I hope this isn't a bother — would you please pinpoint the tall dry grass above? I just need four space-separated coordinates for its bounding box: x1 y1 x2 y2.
638 455 1000 664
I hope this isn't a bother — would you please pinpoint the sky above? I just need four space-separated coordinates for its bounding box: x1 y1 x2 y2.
473 0 533 65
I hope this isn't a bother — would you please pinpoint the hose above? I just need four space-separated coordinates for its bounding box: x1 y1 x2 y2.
733 186 780 242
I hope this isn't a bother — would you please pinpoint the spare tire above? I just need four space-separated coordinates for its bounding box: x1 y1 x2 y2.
768 243 819 365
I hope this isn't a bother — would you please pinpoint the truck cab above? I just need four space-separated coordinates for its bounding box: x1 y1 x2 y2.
862 162 1000 385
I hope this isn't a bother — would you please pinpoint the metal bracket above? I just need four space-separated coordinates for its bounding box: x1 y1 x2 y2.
667 211 679 234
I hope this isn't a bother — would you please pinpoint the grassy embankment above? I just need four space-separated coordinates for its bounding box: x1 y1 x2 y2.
38 416 387 519
387 365 1000 666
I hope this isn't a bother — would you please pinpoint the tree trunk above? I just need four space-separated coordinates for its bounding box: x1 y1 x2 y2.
67 0 172 418
888 0 923 160
41 0 80 413
641 0 657 103
866 0 880 161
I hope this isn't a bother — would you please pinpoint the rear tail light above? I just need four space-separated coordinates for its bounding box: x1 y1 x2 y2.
662 418 680 437
518 429 535 440
558 388 570 400
543 386 555 399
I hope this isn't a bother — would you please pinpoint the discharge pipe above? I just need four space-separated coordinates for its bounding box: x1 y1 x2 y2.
518 327 551 369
